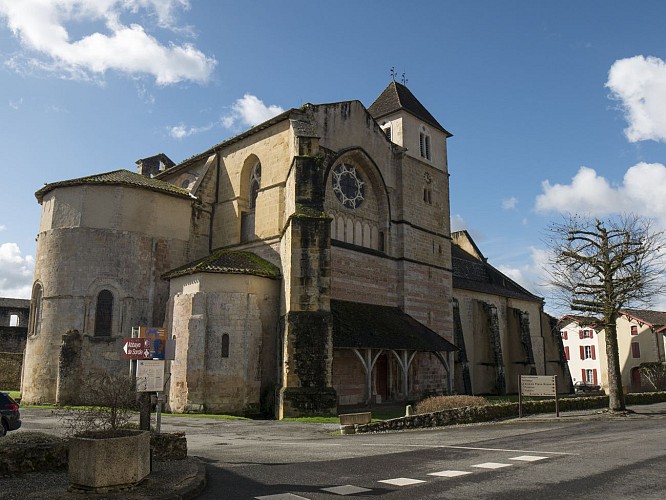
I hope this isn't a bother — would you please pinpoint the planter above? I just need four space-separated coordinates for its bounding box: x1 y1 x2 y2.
68 429 150 491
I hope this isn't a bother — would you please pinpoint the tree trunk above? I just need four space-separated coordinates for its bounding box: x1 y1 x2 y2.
604 320 625 411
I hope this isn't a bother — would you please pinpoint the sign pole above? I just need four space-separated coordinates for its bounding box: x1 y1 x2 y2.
555 375 560 417
518 375 523 418
156 391 162 434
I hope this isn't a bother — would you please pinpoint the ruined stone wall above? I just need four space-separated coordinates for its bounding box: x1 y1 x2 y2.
0 352 22 389
0 327 27 353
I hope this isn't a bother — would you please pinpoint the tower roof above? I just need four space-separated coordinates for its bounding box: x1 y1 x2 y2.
368 81 452 137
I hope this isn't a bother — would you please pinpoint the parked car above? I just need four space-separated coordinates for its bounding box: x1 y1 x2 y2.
574 381 601 393
0 392 21 436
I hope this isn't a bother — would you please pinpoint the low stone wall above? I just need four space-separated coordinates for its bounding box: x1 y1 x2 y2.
0 432 188 476
0 352 23 389
355 392 666 434
0 440 68 476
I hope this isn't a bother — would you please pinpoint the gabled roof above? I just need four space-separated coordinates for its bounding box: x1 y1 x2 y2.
451 234 542 303
620 309 666 330
558 315 601 328
368 81 452 137
35 169 193 202
331 300 457 352
163 249 281 280
452 248 540 301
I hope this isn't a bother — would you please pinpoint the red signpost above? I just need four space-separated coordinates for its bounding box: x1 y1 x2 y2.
122 338 152 359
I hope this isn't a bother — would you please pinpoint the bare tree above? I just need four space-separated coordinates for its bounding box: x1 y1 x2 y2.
547 214 665 412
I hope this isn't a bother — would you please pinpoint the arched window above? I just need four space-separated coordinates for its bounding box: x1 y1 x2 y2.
249 161 261 209
29 283 43 335
221 334 230 358
419 126 431 160
94 289 114 337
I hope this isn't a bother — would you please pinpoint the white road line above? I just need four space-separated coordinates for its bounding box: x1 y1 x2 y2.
255 494 310 500
378 477 427 486
361 443 576 455
472 462 513 469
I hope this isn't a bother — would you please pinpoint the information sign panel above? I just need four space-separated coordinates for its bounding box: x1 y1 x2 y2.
520 375 557 397
138 326 166 359
136 359 165 392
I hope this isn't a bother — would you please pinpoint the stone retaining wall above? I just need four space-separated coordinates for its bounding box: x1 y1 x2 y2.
0 432 188 476
355 392 666 433
0 352 23 389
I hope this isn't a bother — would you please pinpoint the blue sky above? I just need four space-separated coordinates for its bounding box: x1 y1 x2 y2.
2 1 666 314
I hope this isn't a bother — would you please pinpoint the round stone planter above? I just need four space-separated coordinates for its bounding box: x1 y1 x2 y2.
68 429 150 492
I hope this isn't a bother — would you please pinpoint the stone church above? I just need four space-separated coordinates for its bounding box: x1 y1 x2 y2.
21 82 568 416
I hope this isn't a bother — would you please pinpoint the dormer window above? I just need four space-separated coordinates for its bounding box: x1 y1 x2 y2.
419 126 431 160
381 122 392 141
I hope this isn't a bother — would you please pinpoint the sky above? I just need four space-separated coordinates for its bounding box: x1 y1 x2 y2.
1 0 666 315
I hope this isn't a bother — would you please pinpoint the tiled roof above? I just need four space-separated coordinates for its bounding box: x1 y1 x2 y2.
452 244 542 302
558 315 601 328
35 169 192 202
163 249 281 280
331 300 457 352
368 81 452 136
620 309 666 328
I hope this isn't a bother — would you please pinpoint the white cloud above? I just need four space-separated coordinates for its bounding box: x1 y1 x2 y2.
222 94 285 129
0 242 34 299
451 214 466 232
169 94 285 140
168 122 213 139
0 0 216 85
606 55 666 142
8 97 22 109
535 162 666 229
497 246 553 299
501 196 518 210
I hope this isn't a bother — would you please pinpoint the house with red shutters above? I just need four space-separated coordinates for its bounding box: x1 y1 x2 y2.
560 310 666 393
559 315 601 388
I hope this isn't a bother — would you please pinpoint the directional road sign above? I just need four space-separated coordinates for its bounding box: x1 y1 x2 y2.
122 337 152 359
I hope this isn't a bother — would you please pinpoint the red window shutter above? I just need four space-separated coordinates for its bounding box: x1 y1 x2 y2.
589 330 594 339
579 330 584 339
593 369 598 385
591 345 596 360
563 331 568 340
580 345 585 360
581 369 586 381
565 346 570 360
632 342 641 358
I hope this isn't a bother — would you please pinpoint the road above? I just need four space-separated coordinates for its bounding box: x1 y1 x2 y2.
19 403 666 499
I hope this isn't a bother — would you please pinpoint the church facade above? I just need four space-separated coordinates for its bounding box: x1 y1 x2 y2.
21 82 568 416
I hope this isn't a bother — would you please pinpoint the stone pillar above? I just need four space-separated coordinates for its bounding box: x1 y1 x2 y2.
280 154 337 417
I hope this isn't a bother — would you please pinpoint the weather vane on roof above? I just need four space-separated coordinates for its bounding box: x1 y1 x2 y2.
390 66 396 81
401 72 408 85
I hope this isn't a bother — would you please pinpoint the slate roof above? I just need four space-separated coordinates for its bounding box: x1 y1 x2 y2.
163 249 281 280
331 300 457 352
620 309 666 329
35 169 192 202
368 81 452 136
452 244 542 302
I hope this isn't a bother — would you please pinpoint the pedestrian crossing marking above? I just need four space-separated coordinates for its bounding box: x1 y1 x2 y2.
428 470 473 477
321 485 373 495
472 462 513 469
378 477 426 486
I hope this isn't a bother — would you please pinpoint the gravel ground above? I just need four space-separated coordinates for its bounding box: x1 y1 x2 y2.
0 457 205 500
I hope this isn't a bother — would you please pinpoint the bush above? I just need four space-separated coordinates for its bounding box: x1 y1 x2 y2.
57 371 138 436
415 395 488 414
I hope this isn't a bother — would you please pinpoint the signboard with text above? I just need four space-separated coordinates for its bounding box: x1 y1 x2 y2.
122 337 151 359
136 359 165 392
520 375 557 397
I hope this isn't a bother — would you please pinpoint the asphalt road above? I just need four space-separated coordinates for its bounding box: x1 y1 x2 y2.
17 403 666 499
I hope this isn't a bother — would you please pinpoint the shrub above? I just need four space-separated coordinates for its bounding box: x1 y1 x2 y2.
415 395 488 414
57 371 138 436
